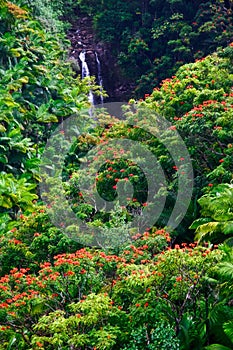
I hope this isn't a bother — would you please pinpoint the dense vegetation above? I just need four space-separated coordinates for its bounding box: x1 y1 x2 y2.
75 0 233 96
0 0 232 349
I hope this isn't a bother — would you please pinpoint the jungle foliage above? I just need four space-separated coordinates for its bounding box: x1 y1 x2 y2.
0 1 232 349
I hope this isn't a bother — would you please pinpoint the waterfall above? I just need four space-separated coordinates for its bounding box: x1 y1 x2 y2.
95 52 104 105
79 51 94 105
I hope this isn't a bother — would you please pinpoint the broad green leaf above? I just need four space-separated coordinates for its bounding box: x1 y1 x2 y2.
0 124 6 132
18 76 29 84
0 154 8 164
205 345 232 350
189 217 212 230
223 321 233 343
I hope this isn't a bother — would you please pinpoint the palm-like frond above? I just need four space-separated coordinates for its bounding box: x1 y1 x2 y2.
190 184 233 243
198 184 233 222
223 321 233 343
179 315 205 350
205 345 232 350
208 304 233 346
217 261 233 283
194 221 231 243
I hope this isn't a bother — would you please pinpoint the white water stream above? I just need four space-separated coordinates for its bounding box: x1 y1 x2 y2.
79 51 95 105
95 52 104 105
79 50 104 106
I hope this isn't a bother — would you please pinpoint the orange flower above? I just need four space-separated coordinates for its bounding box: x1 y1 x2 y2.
64 271 75 276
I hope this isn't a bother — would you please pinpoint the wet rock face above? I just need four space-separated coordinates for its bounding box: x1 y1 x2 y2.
67 17 134 102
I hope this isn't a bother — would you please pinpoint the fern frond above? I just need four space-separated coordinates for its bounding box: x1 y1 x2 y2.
218 262 233 282
195 221 223 242
223 321 233 343
224 237 233 247
205 345 232 350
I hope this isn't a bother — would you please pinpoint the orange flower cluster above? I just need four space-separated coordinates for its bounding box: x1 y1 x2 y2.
6 2 28 18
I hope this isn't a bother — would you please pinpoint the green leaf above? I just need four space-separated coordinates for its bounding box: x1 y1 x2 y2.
223 222 233 235
31 300 45 316
189 217 212 230
7 335 17 350
223 321 233 343
0 124 6 132
0 154 8 164
205 345 232 350
18 76 29 84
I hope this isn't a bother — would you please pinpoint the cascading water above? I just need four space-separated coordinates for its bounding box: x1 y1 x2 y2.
95 52 104 105
79 51 94 105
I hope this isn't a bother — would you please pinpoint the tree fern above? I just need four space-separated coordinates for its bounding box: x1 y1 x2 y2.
218 261 233 283
198 184 233 222
223 237 233 247
190 184 233 243
194 222 224 242
205 345 233 350
178 315 203 350
223 321 233 344
208 303 233 346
